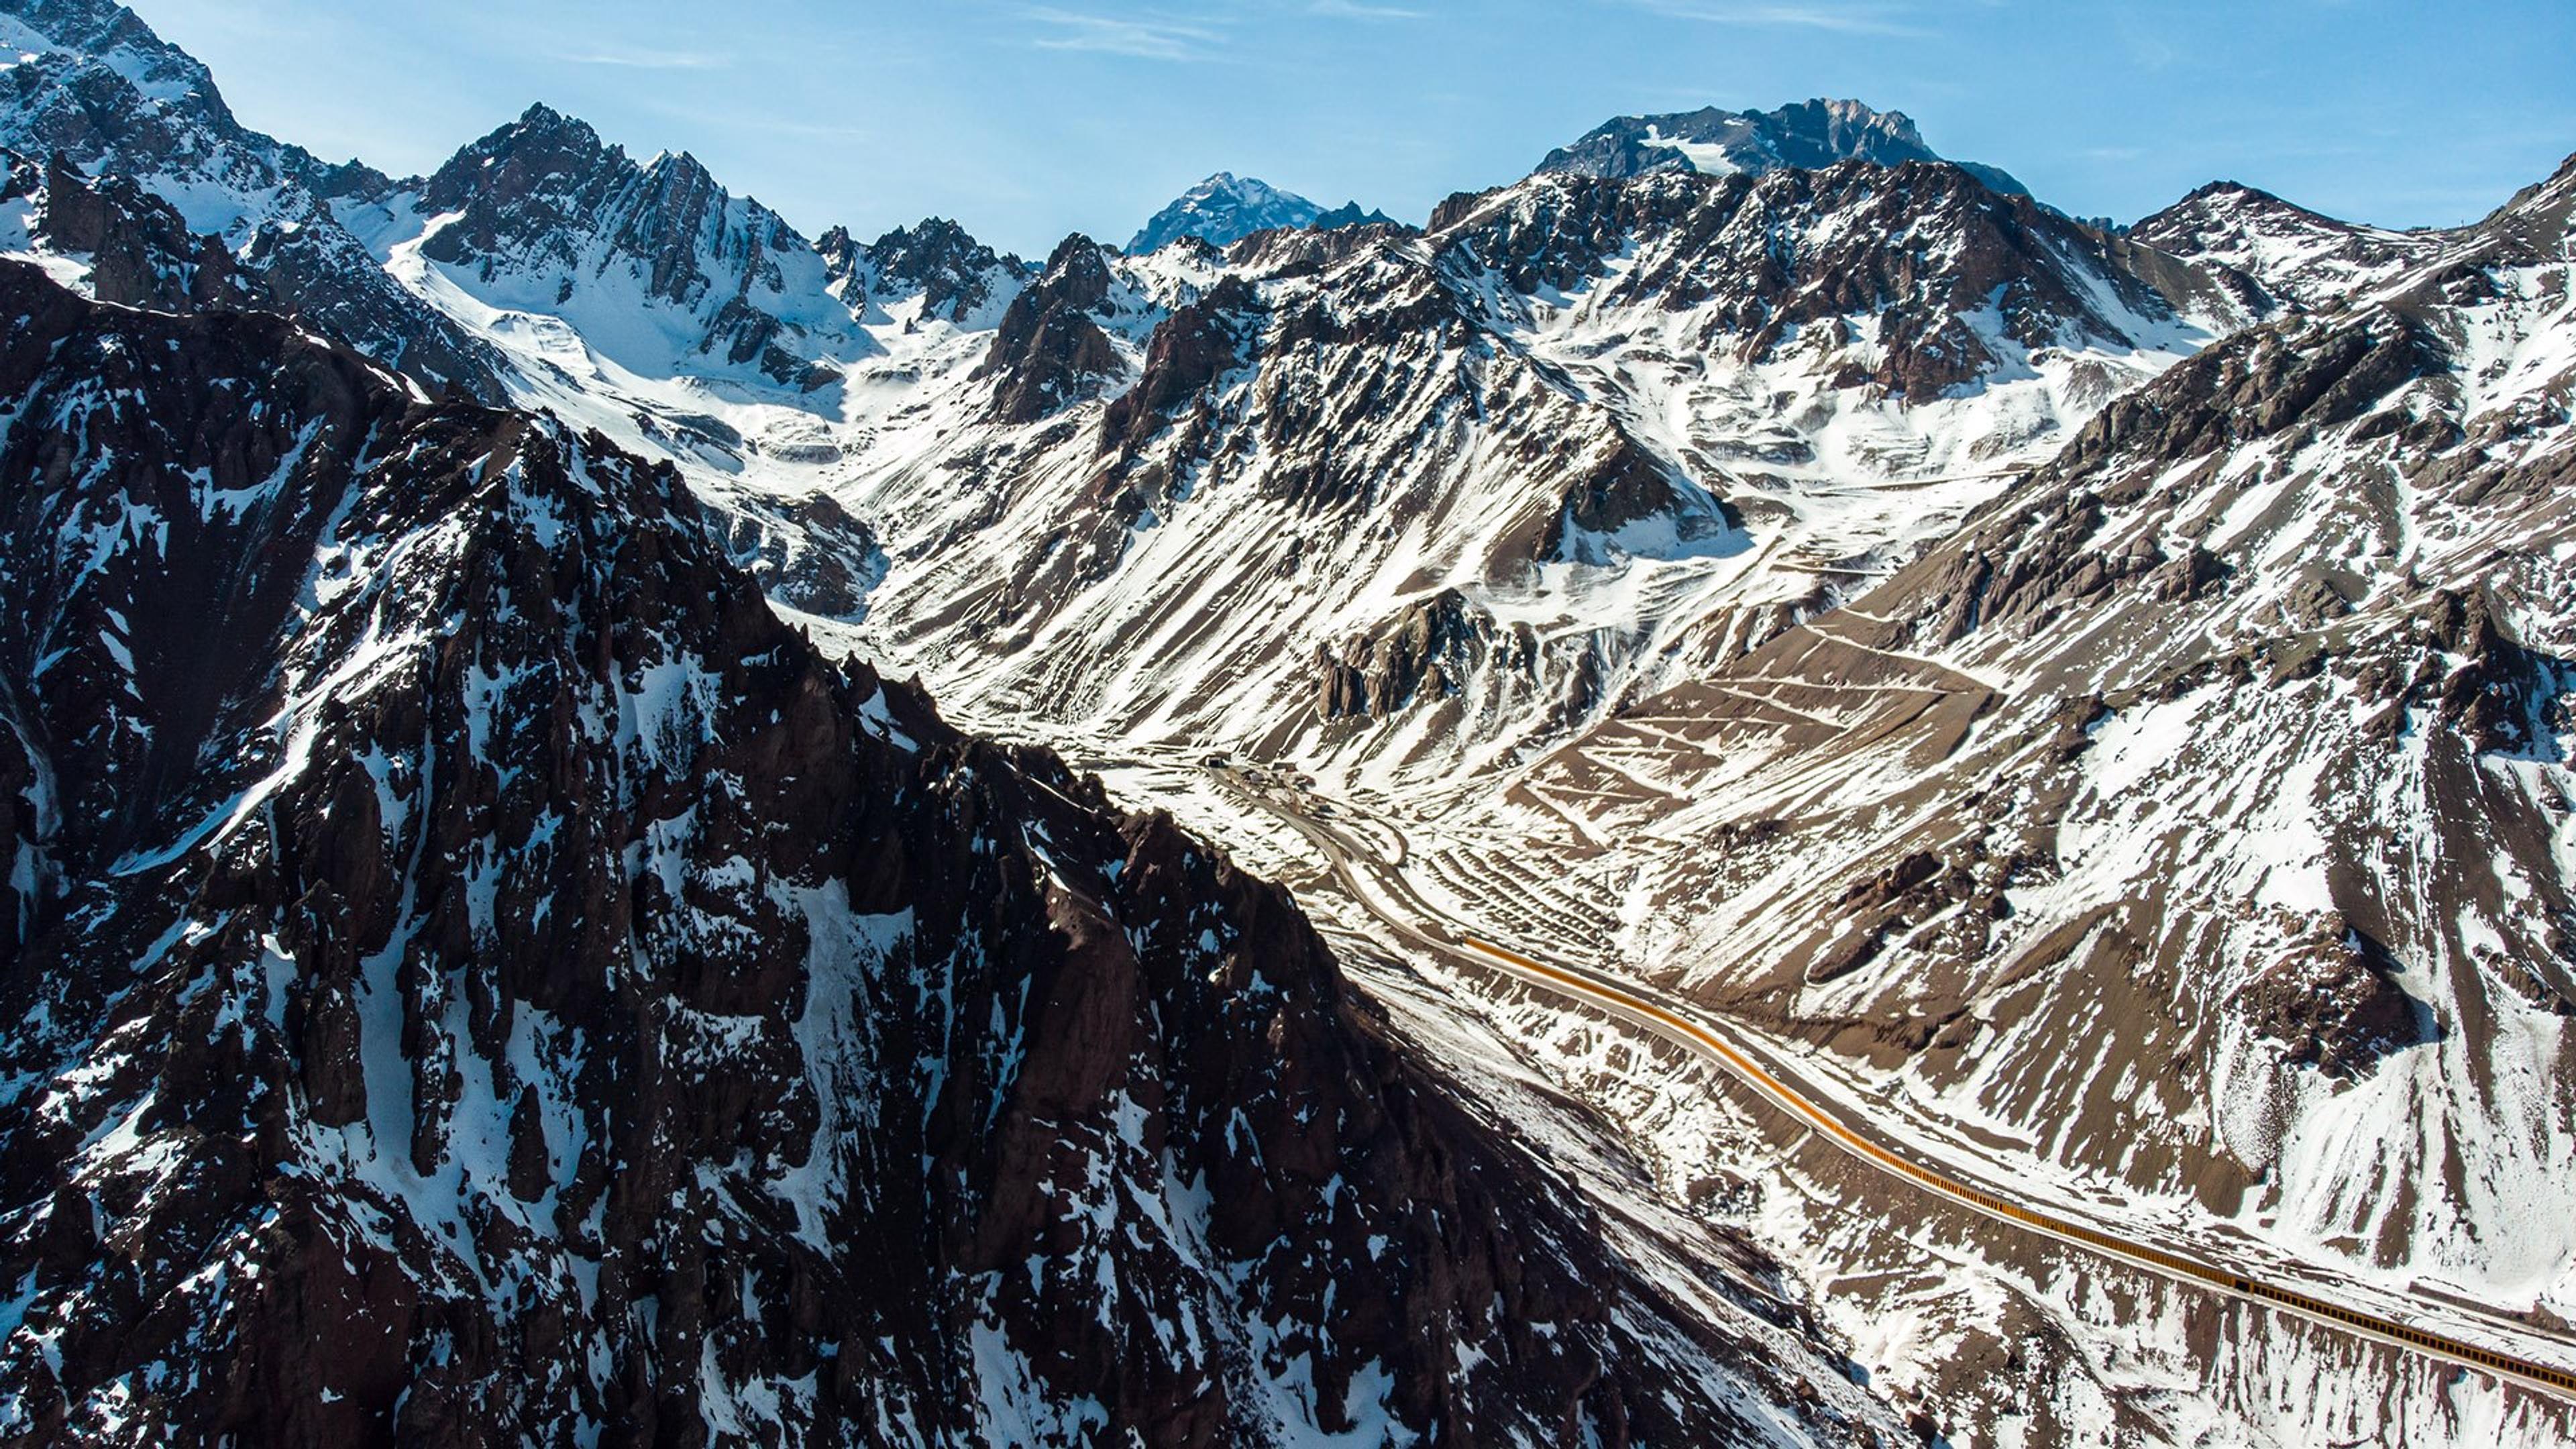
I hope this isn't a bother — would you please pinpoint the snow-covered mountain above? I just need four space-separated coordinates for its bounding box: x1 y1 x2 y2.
5 0 2574 1442
1126 171 1393 254
1536 97 2031 197
1432 147 2576 1445
0 0 506 397
2133 177 2451 311
842 156 2255 815
819 215 1026 328
343 103 867 395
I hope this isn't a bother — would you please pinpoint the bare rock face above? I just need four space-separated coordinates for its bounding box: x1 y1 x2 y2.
0 261 1875 1446
2421 584 2557 755
7 148 242 307
1318 588 1527 720
2236 922 2425 1078
1099 274 1258 460
979 233 1122 424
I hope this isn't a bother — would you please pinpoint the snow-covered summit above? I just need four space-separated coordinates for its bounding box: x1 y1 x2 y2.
2131 177 2447 310
1126 171 1391 254
1535 97 2029 196
0 0 390 208
365 99 869 392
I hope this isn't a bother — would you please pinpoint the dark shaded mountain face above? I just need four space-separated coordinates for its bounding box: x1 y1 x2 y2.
1 146 245 307
977 232 1125 423
1535 97 2029 197
1310 200 1399 231
0 260 1884 1446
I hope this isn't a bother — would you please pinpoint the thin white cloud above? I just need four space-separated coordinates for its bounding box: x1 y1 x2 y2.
553 48 732 70
1025 7 1223 61
1309 0 1428 19
2114 12 2180 72
1619 0 1921 37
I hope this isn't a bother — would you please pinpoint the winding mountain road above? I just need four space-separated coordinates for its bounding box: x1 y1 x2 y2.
1230 771 2576 1408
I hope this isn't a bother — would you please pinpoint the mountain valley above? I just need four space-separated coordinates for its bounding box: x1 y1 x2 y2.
1 1 2571 1444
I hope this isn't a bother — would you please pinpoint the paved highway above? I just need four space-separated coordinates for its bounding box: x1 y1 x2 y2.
1230 770 2576 1408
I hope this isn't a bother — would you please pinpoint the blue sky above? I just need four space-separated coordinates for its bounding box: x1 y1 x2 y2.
142 0 2574 258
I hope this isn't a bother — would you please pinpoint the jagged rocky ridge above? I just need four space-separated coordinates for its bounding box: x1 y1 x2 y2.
820 217 1025 327
383 102 861 392
0 259 1901 1445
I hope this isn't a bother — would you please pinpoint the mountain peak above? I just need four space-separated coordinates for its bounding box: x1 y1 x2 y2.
422 103 620 212
2132 176 2443 309
1128 172 1324 253
499 101 610 152
1312 199 1400 231
0 0 225 116
1534 97 2025 195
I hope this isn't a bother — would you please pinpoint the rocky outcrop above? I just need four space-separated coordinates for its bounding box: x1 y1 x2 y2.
8 148 245 309
1317 588 1523 720
2417 585 2560 756
977 233 1120 424
1544 437 1741 563
716 490 888 619
1098 275 1257 459
2236 922 2426 1078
